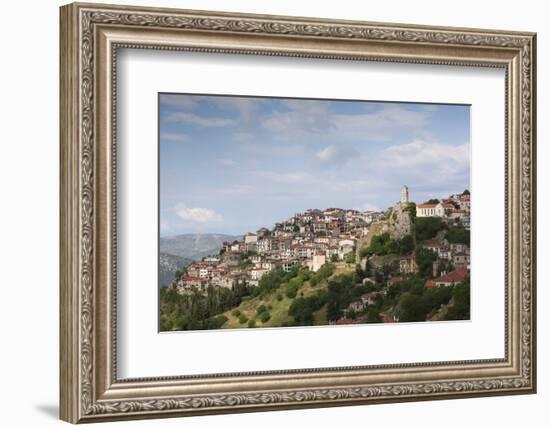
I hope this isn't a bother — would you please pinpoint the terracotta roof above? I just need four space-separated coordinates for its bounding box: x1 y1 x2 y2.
438 268 469 282
336 318 354 325
417 203 438 208
425 279 437 288
423 242 447 248
426 268 469 287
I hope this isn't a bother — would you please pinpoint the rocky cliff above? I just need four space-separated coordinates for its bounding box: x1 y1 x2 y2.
356 202 414 258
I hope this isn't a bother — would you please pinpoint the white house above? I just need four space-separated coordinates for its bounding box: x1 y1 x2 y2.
250 268 268 281
309 254 326 272
416 202 455 218
338 239 355 259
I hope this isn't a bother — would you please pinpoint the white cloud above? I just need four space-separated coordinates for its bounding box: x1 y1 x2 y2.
232 131 255 142
210 97 265 122
260 103 432 142
381 140 469 171
160 94 198 110
373 140 470 195
219 159 237 167
316 144 359 166
165 112 236 127
160 132 187 142
361 202 382 212
175 206 223 223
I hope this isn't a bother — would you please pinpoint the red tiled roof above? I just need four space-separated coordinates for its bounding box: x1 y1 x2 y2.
425 279 437 288
438 268 469 283
336 318 354 325
423 242 446 248
417 203 438 208
426 268 469 287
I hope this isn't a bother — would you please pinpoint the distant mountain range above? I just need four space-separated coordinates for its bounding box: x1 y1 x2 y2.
160 233 241 259
159 233 241 287
159 252 193 288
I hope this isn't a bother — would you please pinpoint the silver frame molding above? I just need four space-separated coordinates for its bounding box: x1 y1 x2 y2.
60 2 537 423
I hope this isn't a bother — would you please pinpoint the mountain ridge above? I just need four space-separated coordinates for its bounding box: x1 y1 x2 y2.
160 233 241 260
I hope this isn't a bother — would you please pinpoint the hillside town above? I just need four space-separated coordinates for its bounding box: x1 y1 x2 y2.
174 186 470 298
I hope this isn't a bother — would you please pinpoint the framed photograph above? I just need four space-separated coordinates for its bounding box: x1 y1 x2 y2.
60 2 537 423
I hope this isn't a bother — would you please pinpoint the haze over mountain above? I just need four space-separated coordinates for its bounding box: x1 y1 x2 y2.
159 252 192 288
160 233 241 260
159 233 240 288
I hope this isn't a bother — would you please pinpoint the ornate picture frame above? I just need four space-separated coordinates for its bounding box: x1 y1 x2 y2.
60 2 536 423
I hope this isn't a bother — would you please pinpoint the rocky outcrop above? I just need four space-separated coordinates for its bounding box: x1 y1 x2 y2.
356 202 414 259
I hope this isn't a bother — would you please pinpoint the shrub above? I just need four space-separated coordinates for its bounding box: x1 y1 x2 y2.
204 315 228 329
256 304 267 315
285 282 299 299
288 297 314 325
232 309 241 317
415 217 446 242
446 278 470 320
276 293 283 301
446 226 470 246
247 319 256 328
415 247 438 278
345 251 356 264
238 314 248 324
259 311 271 323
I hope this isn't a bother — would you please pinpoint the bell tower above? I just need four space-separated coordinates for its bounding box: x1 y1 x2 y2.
401 185 409 204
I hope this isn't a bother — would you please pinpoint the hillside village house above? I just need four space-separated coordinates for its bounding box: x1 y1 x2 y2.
422 242 451 260
425 268 469 288
452 253 470 269
416 202 456 218
416 191 470 230
399 256 418 274
174 187 470 297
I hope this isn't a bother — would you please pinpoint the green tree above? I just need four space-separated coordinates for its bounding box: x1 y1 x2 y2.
404 202 417 220
415 247 438 278
366 308 381 323
259 311 271 323
285 281 299 299
330 253 339 262
288 297 314 325
446 226 470 246
174 267 187 281
415 217 446 242
238 314 248 324
398 234 415 255
345 251 356 264
446 278 470 320
399 294 429 322
256 304 267 315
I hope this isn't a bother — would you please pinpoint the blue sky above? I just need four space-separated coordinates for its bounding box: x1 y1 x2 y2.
159 93 470 236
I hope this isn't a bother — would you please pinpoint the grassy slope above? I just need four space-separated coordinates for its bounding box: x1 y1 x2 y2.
221 264 354 329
